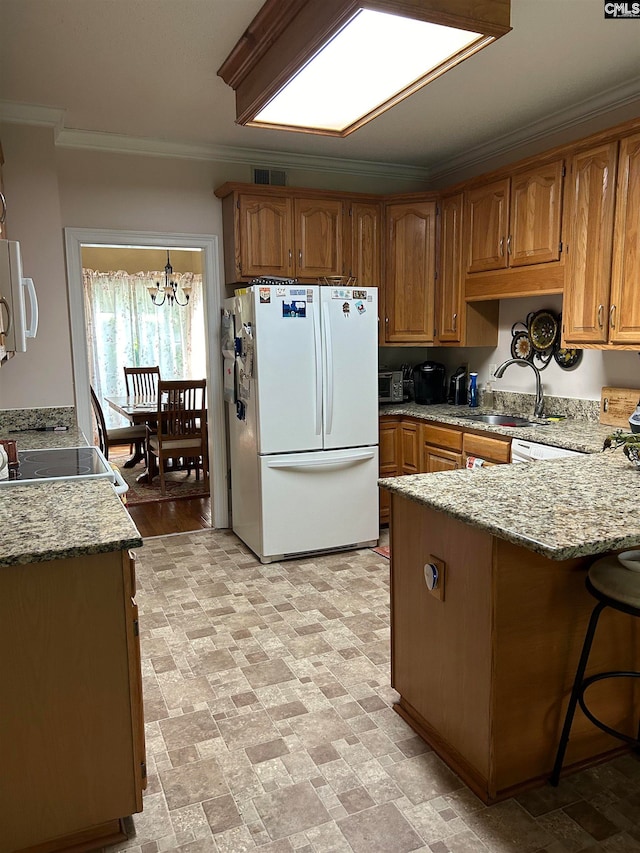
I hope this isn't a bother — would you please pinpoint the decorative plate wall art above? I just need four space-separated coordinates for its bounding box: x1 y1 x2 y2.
509 311 582 371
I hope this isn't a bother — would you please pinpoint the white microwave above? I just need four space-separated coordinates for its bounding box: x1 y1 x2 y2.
378 370 403 404
0 239 38 355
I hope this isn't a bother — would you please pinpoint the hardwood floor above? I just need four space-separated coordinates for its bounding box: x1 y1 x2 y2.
125 496 212 537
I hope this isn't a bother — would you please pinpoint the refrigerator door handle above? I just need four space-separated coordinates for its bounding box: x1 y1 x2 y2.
323 306 334 435
312 302 322 436
265 449 376 471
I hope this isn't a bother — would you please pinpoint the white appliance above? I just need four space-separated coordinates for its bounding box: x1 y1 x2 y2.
511 438 584 462
225 281 379 563
0 239 39 354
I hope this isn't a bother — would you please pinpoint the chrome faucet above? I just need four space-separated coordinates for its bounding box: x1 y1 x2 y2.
494 358 545 418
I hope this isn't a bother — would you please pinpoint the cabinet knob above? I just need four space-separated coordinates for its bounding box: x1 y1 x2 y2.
424 563 439 591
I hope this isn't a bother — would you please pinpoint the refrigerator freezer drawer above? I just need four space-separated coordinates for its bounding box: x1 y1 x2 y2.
258 447 379 562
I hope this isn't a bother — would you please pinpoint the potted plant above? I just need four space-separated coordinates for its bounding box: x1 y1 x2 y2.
603 430 640 467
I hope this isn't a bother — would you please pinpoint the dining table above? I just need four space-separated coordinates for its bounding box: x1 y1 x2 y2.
104 395 158 478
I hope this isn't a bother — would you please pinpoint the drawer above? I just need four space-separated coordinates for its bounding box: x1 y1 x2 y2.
463 432 511 463
422 423 463 451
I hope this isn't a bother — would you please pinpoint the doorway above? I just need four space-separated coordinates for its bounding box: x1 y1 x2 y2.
64 228 228 530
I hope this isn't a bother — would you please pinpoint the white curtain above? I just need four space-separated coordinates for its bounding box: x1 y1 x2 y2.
83 269 206 427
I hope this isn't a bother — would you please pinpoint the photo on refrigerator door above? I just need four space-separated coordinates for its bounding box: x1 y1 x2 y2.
283 300 306 318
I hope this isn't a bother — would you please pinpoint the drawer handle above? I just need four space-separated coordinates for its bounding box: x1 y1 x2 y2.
507 234 512 255
499 237 504 257
597 304 604 328
609 304 616 329
452 312 457 332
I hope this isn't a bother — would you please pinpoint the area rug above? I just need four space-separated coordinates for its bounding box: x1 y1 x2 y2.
109 451 210 505
371 544 390 559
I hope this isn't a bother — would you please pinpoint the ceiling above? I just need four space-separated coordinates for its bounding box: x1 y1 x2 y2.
1 0 639 182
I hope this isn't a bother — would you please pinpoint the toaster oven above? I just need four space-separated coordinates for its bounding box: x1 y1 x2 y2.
378 370 403 404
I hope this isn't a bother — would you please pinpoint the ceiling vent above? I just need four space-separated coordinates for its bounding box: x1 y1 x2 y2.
253 167 287 186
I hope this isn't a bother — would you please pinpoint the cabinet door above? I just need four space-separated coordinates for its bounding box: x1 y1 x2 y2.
465 178 510 273
436 193 464 343
385 201 436 343
294 198 344 278
349 201 382 286
379 417 399 524
399 420 420 474
509 161 564 267
610 133 640 346
563 143 618 344
238 194 293 278
423 446 462 472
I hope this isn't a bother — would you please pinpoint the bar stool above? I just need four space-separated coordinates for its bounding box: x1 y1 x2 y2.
550 555 640 786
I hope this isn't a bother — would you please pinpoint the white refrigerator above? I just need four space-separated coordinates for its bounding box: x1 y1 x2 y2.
225 282 379 564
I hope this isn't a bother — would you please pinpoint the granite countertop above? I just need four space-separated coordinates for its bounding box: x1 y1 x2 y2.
0 426 88 450
0 479 143 567
380 451 640 561
379 402 613 454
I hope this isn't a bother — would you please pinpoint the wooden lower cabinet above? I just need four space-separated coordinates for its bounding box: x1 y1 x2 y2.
390 499 637 803
421 422 463 473
379 417 512 522
379 415 400 524
0 549 145 853
399 420 420 474
463 431 511 465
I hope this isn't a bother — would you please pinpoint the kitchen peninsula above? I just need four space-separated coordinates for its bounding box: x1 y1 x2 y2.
0 409 145 853
380 451 640 805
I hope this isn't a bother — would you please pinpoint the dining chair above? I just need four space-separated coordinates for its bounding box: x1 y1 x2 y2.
90 386 147 462
146 379 208 495
124 365 161 399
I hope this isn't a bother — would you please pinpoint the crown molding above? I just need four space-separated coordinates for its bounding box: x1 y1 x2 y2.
0 100 430 181
428 74 640 183
54 127 432 182
0 100 66 137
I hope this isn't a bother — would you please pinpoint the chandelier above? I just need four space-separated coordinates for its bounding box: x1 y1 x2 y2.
148 251 191 307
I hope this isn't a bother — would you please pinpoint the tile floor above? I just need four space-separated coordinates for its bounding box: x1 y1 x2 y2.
106 529 640 853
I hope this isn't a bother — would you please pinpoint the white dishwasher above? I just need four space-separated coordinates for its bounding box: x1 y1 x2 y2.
511 437 584 463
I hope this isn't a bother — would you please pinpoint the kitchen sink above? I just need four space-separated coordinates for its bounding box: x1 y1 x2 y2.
458 414 547 427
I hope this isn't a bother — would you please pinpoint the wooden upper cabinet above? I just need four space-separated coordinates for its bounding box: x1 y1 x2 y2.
466 162 564 275
216 184 380 284
385 201 436 344
294 198 344 278
509 160 564 267
348 201 382 286
609 132 640 346
436 193 464 343
238 194 293 279
466 178 510 273
563 142 618 344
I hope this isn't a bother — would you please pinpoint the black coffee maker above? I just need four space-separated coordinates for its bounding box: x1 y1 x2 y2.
448 366 468 405
412 361 446 405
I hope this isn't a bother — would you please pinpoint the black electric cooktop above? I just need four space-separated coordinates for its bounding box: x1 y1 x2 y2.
9 447 110 482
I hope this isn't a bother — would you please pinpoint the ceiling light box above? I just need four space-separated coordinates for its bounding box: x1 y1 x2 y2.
218 0 511 136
